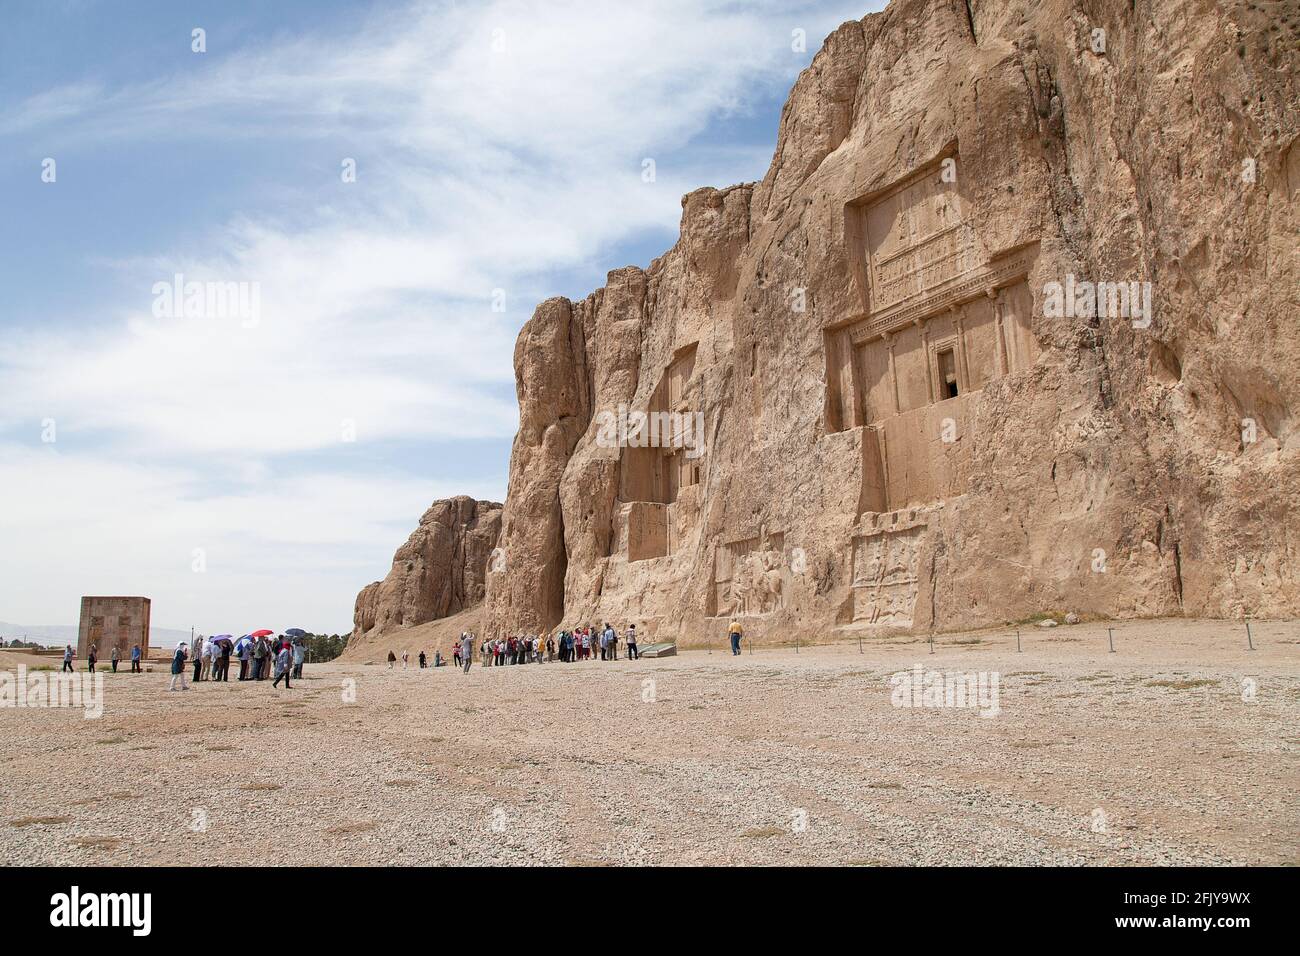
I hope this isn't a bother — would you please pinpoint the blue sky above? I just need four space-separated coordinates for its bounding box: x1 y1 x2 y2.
0 0 878 635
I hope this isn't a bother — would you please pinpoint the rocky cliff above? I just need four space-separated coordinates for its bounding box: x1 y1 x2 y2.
351 496 502 647
482 0 1299 644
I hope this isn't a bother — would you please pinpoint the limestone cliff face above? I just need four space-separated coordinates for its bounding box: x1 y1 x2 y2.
484 0 1299 643
351 496 502 646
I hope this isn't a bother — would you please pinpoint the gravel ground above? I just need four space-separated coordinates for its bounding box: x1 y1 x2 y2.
1 618 1296 866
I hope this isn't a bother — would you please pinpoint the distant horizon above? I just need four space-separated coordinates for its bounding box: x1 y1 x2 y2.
0 618 353 649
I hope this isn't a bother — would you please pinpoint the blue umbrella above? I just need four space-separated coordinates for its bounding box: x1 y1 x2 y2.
284 628 308 637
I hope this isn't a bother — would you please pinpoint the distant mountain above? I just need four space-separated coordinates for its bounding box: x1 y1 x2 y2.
0 621 192 649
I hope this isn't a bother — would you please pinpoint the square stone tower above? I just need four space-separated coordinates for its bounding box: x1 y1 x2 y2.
77 596 151 661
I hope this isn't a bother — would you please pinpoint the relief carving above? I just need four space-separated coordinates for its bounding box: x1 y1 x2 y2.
714 532 786 616
851 525 924 626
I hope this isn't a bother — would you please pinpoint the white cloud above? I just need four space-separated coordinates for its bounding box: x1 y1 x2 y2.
0 442 499 632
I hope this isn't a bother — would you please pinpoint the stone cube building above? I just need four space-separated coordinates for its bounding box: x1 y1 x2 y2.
77 596 150 661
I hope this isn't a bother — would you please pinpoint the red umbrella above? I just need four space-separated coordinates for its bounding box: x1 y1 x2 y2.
248 629 274 637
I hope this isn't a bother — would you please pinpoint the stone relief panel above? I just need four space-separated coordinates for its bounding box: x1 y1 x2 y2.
864 163 977 318
713 531 786 616
850 525 925 626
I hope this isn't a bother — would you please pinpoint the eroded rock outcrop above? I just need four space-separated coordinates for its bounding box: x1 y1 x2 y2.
484 0 1299 644
351 496 502 646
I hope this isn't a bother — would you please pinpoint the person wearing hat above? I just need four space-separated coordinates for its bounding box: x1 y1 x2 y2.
169 642 190 691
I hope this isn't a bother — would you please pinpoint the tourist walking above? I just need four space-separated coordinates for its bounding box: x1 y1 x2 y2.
292 639 305 679
626 624 638 660
192 637 204 682
130 643 142 672
219 638 232 681
728 619 743 656
87 643 97 673
387 650 397 669
461 632 473 673
401 649 409 669
110 645 120 673
272 641 292 689
168 642 189 691
62 645 74 673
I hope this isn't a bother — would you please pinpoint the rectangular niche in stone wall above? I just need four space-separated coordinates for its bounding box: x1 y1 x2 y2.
626 501 669 562
850 526 924 626
665 344 697 408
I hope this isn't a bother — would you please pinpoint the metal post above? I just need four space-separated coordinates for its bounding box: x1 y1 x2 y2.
929 631 935 655
1246 619 1254 651
858 632 863 654
1108 627 1115 653
1015 629 1021 653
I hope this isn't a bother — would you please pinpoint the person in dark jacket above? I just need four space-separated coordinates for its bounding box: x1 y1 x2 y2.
168 642 189 691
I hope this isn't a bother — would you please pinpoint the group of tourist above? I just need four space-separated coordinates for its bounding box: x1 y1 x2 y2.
61 643 143 673
167 634 305 692
391 622 644 673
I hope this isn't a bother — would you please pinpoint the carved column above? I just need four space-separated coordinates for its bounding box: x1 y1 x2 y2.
990 286 1009 377
952 304 970 393
916 317 934 404
882 331 900 416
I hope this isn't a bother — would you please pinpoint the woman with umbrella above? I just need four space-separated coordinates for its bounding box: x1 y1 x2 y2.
285 628 308 679
248 629 273 680
207 635 233 681
234 635 252 681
